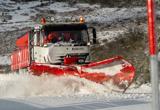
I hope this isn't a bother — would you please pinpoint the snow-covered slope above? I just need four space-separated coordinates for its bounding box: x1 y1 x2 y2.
85 7 146 24
0 0 148 32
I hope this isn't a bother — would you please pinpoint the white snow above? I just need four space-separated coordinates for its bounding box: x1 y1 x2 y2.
9 2 39 22
47 2 78 13
0 1 95 32
0 55 11 65
0 0 148 32
0 72 151 100
0 0 40 32
0 1 39 23
0 73 152 110
0 73 108 98
0 21 34 32
97 30 125 45
75 3 100 9
85 7 146 23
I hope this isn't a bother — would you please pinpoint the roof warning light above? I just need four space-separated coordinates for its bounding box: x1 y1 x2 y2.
79 16 85 23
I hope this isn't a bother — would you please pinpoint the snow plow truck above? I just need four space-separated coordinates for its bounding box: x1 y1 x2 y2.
11 17 135 89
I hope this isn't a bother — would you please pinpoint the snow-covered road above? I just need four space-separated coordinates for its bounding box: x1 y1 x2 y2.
0 96 150 110
0 73 151 110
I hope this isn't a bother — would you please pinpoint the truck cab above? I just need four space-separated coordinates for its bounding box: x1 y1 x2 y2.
31 23 96 65
11 18 96 71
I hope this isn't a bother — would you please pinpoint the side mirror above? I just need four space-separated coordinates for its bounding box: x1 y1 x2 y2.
92 28 96 44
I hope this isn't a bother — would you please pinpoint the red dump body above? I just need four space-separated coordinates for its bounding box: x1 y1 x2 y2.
16 33 29 49
11 47 29 71
11 32 30 71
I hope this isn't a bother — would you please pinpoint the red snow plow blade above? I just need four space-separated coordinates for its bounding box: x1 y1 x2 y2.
30 56 135 89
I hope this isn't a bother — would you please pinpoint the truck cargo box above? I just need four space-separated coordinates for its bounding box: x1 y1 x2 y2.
16 32 29 49
11 47 30 71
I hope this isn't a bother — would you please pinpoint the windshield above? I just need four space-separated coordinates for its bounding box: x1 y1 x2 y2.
46 30 89 46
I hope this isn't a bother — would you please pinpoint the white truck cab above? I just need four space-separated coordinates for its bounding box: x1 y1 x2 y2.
30 23 96 65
